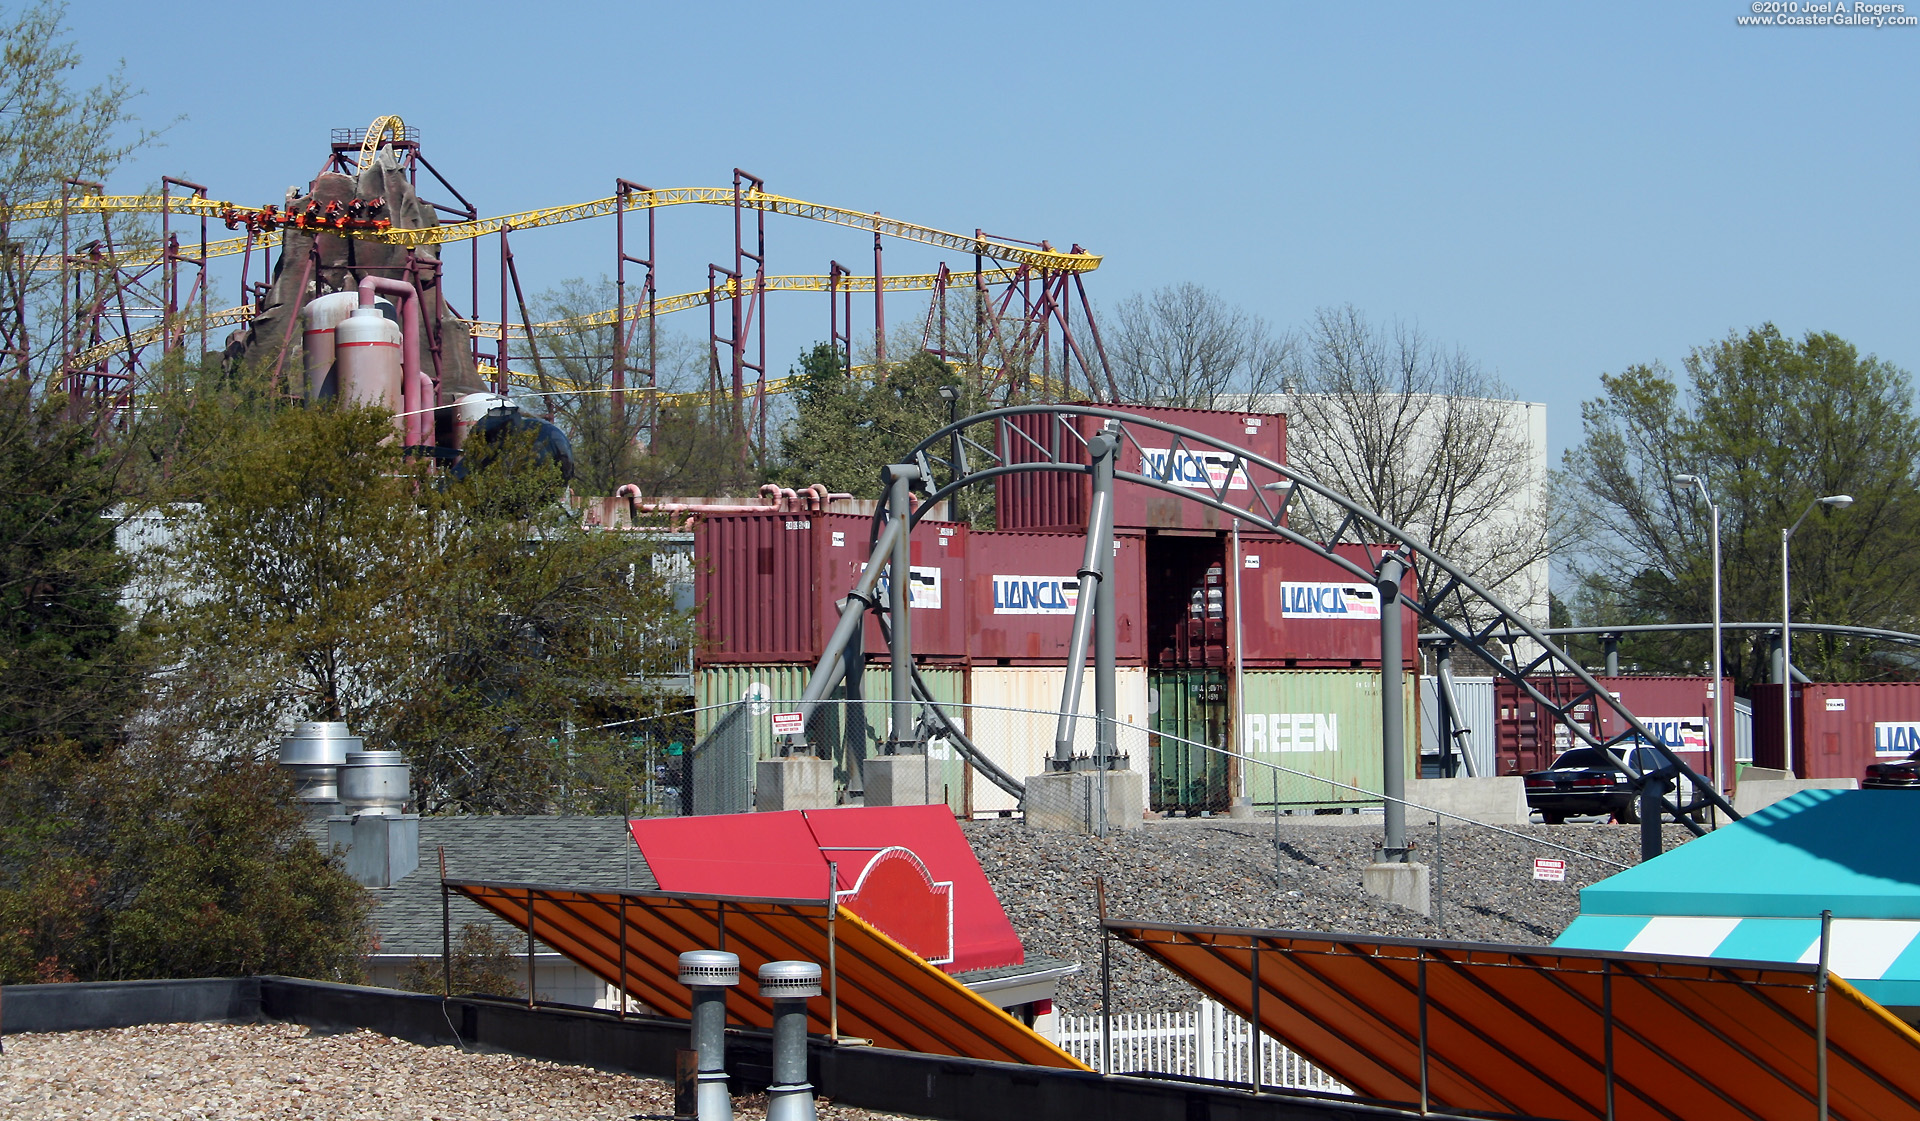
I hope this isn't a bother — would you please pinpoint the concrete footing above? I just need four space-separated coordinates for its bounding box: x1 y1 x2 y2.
1407 776 1530 826
863 755 933 806
1023 769 1145 834
754 756 837 812
1733 775 1859 816
1363 861 1431 916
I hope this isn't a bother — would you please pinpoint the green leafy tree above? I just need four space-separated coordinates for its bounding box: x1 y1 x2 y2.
777 345 990 522
0 738 370 983
155 401 693 814
0 381 141 752
397 921 522 998
1560 325 1920 686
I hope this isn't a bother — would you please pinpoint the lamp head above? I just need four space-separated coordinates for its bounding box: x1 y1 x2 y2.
936 384 960 402
1821 494 1854 508
1672 473 1699 485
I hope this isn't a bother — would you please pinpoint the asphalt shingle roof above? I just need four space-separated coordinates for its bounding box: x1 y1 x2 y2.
357 816 656 958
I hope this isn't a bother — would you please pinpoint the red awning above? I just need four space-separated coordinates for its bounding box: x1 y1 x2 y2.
630 805 1023 973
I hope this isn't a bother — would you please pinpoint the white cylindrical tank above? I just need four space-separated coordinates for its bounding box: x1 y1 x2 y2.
335 304 404 417
453 391 516 449
337 750 410 817
300 292 362 401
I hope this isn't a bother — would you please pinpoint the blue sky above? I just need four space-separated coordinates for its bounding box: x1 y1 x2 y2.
62 1 1918 462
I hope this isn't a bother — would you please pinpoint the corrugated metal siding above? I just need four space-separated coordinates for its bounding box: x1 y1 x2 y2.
1235 670 1418 808
1493 676 1730 780
1234 538 1419 668
967 666 1150 817
968 531 1146 664
1734 696 1753 763
695 516 822 663
1750 682 1920 780
1420 676 1495 778
1149 669 1232 812
692 664 968 815
695 513 968 664
995 407 1289 533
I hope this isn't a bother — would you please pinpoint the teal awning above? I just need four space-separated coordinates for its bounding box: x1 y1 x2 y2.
1554 789 1920 1006
1558 913 1920 1007
1576 789 1920 919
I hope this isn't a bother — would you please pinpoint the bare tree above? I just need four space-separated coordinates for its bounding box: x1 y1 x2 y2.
1106 283 1293 408
1279 306 1551 627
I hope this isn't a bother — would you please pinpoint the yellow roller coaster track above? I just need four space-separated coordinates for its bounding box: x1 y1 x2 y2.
12 189 1099 275
64 268 1022 370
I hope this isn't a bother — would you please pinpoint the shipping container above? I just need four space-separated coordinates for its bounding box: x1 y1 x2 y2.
694 511 969 664
693 663 969 815
1493 676 1731 787
1234 669 1420 810
1749 682 1920 781
1420 675 1496 777
968 530 1147 664
1232 536 1420 668
1140 533 1417 669
1149 669 1232 812
965 665 1151 817
995 406 1288 533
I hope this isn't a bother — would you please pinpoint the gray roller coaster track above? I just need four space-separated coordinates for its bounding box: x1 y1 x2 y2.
791 404 1735 846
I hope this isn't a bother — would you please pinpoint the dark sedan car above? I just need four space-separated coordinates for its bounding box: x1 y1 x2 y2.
1523 746 1689 824
1864 750 1920 788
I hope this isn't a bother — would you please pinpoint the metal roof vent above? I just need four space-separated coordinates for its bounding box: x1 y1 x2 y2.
337 750 409 817
757 960 822 999
678 950 741 987
277 722 359 805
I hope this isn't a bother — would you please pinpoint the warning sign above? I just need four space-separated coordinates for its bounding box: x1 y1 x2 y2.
770 711 805 736
1533 858 1568 882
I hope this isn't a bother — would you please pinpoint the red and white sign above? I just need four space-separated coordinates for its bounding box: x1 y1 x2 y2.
770 711 805 736
1533 858 1568 882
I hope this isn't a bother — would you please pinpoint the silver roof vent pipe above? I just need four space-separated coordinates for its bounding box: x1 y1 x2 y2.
327 746 419 888
679 950 741 1121
759 961 822 1121
338 750 410 817
278 722 358 817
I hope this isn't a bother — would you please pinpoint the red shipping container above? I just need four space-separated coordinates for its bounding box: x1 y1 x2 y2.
1231 537 1419 669
694 511 969 665
966 530 1146 665
1493 676 1732 783
1750 682 1920 781
995 406 1288 533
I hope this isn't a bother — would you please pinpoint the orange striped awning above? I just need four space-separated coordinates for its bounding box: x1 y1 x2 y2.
449 879 1085 1070
1106 921 1920 1121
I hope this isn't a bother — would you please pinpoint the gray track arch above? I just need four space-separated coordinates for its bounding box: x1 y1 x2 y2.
786 405 1732 855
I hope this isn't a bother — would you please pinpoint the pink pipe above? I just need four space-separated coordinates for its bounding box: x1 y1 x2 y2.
616 484 641 524
357 277 427 447
759 483 783 509
780 487 798 512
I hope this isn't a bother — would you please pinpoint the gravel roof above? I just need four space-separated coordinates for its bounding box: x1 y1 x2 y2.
360 816 655 958
967 815 1697 1016
0 1020 908 1120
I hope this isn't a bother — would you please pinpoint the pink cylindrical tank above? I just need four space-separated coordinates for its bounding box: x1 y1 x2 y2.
300 291 362 401
334 304 404 418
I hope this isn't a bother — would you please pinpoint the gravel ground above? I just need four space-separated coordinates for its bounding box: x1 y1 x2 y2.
967 814 1697 1015
0 1021 908 1121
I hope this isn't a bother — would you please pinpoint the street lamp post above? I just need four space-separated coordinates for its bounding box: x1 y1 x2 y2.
1673 474 1724 811
1782 494 1854 775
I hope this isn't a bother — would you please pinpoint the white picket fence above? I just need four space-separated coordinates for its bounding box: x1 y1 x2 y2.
1057 998 1348 1092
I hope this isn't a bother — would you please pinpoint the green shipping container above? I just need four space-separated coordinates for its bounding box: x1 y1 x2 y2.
1236 669 1419 809
1150 669 1233 814
693 664 969 815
